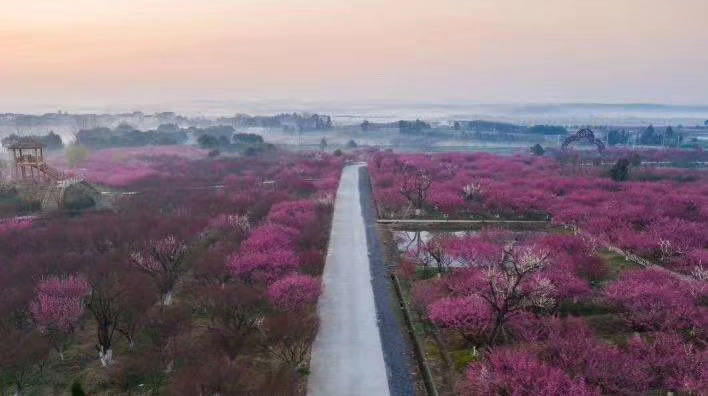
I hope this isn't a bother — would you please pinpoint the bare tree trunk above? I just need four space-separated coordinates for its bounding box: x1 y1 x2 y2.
99 347 113 367
162 291 173 306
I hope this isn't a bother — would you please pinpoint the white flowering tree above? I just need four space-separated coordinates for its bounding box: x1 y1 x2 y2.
475 243 554 344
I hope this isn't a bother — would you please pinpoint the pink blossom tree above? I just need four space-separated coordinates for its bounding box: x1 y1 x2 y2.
474 244 555 344
399 167 432 216
228 223 302 284
228 249 300 284
239 224 299 253
604 268 704 335
418 236 454 273
462 348 597 395
267 200 317 229
428 295 492 344
267 274 321 311
626 332 707 393
30 275 90 360
129 235 188 306
531 317 651 394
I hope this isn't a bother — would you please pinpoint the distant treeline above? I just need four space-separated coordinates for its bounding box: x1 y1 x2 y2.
75 123 276 155
197 132 274 156
216 113 332 131
360 119 568 135
456 121 567 135
0 111 193 132
1 131 64 150
76 123 189 148
606 125 685 147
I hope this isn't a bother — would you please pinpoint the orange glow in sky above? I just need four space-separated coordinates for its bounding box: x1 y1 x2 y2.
2 0 708 110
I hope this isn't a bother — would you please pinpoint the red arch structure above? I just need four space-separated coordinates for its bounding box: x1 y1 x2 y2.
561 128 605 153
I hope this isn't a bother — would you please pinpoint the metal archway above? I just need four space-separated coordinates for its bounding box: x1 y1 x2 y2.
561 128 605 153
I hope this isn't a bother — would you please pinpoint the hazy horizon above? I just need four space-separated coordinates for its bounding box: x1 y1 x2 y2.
3 0 708 110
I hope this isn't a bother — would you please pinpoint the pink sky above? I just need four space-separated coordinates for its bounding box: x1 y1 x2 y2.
2 0 707 111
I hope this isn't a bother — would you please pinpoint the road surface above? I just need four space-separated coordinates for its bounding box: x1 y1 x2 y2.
308 163 391 396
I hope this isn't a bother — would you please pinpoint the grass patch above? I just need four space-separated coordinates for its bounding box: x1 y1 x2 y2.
558 300 615 317
598 250 641 279
416 267 440 280
585 313 631 338
450 348 481 371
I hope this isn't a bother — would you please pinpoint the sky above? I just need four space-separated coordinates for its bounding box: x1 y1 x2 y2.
2 0 708 112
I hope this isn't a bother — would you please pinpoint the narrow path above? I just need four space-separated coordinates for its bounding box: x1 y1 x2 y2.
308 163 390 396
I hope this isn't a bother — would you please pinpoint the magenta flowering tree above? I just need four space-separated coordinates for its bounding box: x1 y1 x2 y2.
228 250 301 284
399 167 432 216
442 237 500 268
239 224 299 253
418 236 454 273
604 268 705 334
129 235 188 306
462 348 597 395
428 295 492 344
626 332 707 393
267 200 317 229
425 241 557 345
267 274 321 311
474 244 555 344
229 222 303 284
530 317 652 394
410 278 447 311
429 187 466 215
685 249 708 280
541 260 592 304
30 275 90 360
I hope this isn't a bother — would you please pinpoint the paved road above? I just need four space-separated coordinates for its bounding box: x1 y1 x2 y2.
308 163 391 396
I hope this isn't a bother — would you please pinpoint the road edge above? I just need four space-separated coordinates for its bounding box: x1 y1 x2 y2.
358 164 417 396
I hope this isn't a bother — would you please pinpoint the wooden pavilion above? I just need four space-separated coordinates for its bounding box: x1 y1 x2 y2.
7 138 63 181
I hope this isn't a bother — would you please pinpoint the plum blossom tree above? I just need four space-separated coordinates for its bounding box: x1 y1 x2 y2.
262 312 318 369
530 317 651 394
267 274 321 311
541 260 592 305
266 200 317 229
473 244 554 344
86 276 122 367
399 167 432 216
239 224 299 253
228 222 303 284
228 249 300 284
85 263 137 368
419 237 454 273
462 348 597 395
206 283 267 364
205 213 250 237
604 268 705 335
30 275 90 360
428 295 492 344
626 332 707 393
442 237 500 268
129 235 188 306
